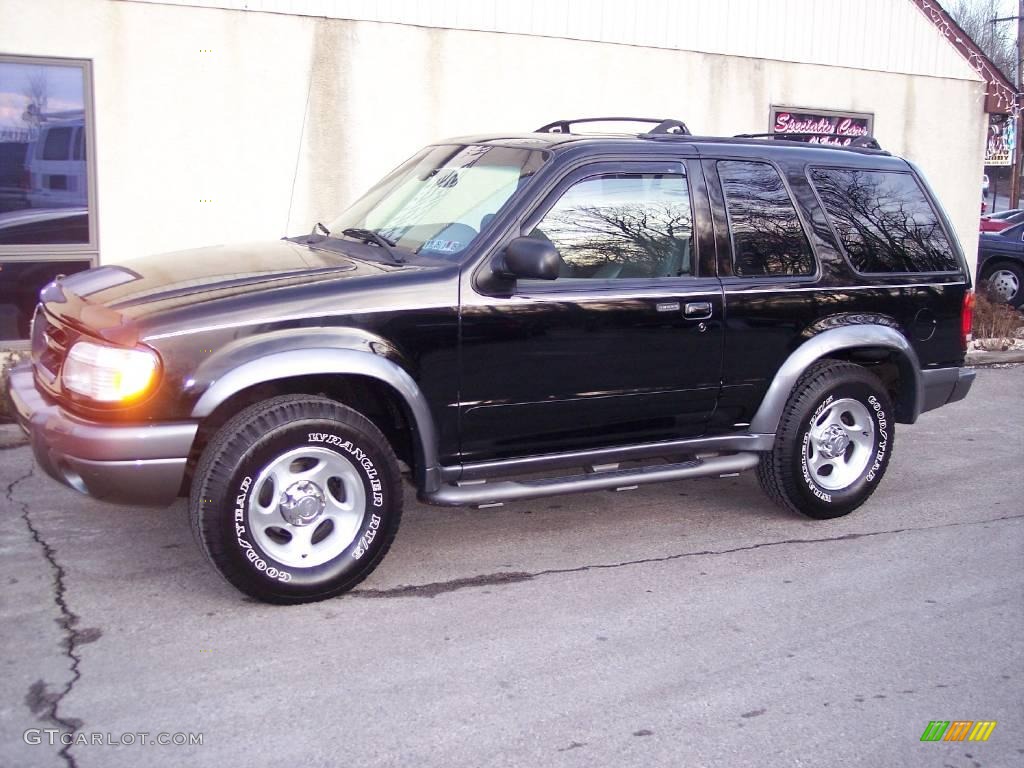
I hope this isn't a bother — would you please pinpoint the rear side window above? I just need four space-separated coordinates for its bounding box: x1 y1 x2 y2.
40 127 73 160
717 161 815 277
809 168 958 273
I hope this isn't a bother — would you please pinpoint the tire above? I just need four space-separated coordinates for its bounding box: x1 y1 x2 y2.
190 394 403 604
982 262 1024 308
757 361 894 519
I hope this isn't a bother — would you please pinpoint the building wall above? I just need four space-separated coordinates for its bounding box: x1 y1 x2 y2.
1 0 988 270
130 0 984 83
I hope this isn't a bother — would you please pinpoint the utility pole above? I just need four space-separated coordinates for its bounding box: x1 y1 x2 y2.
1012 0 1024 208
994 4 1024 208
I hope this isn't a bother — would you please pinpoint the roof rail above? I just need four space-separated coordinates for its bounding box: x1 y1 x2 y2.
536 117 691 135
733 132 884 150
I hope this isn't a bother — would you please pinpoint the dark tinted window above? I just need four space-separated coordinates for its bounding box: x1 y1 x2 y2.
41 126 72 160
718 161 814 277
0 58 91 247
0 56 95 340
532 173 694 279
809 168 957 273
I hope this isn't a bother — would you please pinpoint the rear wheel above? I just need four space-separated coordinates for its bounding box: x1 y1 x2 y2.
190 395 402 604
757 361 894 519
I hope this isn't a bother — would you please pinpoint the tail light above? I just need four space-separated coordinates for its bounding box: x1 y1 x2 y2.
961 290 975 350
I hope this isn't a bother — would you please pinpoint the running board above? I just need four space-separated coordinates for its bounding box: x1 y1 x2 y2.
423 452 760 507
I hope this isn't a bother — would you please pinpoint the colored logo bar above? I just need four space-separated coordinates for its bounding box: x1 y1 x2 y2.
920 721 997 742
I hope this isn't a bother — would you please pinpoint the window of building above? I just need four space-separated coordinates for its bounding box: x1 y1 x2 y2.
0 55 96 342
717 160 815 277
809 168 957 273
530 173 694 279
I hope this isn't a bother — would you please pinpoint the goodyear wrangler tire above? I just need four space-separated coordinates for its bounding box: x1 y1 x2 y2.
756 361 894 520
190 395 402 604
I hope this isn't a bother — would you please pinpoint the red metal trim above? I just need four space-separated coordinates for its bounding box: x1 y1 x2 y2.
910 0 1018 114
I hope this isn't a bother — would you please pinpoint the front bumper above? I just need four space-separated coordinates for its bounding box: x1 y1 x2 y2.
8 364 198 506
920 366 976 414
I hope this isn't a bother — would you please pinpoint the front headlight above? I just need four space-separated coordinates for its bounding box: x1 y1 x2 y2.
62 341 160 403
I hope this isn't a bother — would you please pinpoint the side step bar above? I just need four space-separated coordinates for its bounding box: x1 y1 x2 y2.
424 452 761 507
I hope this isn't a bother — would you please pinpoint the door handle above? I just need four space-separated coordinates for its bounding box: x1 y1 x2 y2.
684 301 713 320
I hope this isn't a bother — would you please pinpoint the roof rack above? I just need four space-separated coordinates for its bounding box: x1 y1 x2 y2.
536 117 691 136
733 132 884 150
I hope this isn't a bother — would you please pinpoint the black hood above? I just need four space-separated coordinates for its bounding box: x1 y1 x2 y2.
40 238 432 346
65 239 374 311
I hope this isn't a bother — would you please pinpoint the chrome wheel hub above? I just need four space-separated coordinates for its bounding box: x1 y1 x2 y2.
248 446 367 568
804 398 876 492
818 424 851 459
279 480 326 526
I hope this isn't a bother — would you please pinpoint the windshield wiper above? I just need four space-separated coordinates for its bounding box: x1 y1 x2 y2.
314 222 330 236
341 227 405 264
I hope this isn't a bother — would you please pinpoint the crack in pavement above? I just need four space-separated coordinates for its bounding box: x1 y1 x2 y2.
351 513 1024 600
8 465 83 768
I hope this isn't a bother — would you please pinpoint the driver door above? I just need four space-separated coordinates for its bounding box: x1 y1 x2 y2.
457 159 724 464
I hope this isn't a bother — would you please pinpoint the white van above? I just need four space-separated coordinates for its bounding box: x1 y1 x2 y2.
24 116 87 209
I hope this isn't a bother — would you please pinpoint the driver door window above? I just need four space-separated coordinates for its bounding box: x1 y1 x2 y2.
530 173 694 279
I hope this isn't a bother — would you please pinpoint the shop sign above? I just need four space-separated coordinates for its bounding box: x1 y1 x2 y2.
986 114 1013 166
770 106 874 147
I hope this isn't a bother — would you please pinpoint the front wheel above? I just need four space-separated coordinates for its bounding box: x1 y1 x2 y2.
190 395 403 604
757 361 894 519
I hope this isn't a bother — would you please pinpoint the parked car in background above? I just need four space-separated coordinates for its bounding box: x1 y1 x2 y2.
24 116 88 209
978 221 1024 307
979 208 1024 232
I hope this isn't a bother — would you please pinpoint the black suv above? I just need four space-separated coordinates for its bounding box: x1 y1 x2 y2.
9 117 976 603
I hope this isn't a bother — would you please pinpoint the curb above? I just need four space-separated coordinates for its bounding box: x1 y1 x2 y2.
966 349 1024 366
0 423 28 450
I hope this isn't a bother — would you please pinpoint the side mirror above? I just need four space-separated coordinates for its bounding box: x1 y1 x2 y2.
500 236 560 280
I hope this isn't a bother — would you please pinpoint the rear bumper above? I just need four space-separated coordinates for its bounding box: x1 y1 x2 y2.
920 366 976 414
8 364 198 506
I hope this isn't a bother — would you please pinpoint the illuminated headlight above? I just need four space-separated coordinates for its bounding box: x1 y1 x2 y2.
62 341 160 402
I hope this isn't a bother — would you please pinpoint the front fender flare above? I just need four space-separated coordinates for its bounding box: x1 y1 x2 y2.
190 348 440 491
749 325 922 434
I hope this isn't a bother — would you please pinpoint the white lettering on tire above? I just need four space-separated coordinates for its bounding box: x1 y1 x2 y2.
802 396 834 502
233 474 293 583
352 514 382 560
307 433 384 508
865 395 889 483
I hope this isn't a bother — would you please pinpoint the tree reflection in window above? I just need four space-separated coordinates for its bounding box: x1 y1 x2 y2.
809 168 956 273
718 161 814 277
531 174 693 279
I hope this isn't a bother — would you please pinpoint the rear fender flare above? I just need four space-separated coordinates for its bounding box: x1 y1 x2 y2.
749 325 922 434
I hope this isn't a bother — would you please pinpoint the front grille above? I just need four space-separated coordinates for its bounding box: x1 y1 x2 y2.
31 307 74 385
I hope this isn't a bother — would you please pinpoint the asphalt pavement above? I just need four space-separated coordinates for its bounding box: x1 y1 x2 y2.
1 366 1022 768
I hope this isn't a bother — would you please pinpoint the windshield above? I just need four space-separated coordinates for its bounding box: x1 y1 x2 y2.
327 144 547 259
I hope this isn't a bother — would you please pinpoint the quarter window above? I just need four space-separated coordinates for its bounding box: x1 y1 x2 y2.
809 168 957 273
530 173 694 279
718 160 815 277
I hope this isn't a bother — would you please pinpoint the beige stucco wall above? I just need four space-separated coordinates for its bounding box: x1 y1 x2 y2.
1 0 988 270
